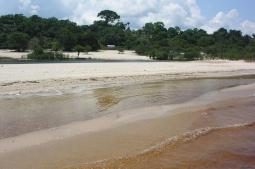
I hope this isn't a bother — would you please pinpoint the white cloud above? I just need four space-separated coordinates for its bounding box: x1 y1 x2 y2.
19 0 31 8
60 0 205 28
19 0 40 14
14 0 255 34
201 9 239 33
201 9 255 35
30 5 40 14
241 20 255 35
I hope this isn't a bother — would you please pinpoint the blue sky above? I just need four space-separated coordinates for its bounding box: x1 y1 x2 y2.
0 0 255 34
197 0 255 21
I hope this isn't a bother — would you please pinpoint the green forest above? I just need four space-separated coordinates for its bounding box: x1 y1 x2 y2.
0 10 255 60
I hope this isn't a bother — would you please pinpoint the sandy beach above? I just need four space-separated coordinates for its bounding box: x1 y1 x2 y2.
1 50 255 97
0 50 150 61
1 60 255 84
1 51 255 169
1 1 255 168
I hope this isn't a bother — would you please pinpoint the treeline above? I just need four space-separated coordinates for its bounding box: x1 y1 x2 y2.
0 10 255 60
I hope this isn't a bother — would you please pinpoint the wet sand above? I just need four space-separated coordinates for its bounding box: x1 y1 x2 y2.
79 122 255 169
68 96 255 169
0 82 255 169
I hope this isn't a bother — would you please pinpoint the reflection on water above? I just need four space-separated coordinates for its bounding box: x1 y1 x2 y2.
0 77 255 139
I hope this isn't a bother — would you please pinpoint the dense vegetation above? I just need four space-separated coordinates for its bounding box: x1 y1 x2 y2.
0 10 255 60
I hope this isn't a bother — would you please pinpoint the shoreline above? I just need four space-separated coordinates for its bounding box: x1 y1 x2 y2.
1 68 255 98
1 59 255 98
1 59 255 169
0 82 255 169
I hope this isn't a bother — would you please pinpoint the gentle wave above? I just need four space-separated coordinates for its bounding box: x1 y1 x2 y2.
141 122 255 154
80 121 255 167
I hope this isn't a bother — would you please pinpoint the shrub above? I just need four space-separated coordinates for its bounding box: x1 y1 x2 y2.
117 46 124 54
151 48 171 60
29 37 44 55
27 51 67 60
154 50 169 60
84 45 92 54
75 45 85 57
7 32 29 52
184 48 200 61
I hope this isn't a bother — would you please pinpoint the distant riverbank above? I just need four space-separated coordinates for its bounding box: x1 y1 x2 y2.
1 56 255 97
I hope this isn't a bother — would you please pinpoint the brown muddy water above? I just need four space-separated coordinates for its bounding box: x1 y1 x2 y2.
0 76 255 139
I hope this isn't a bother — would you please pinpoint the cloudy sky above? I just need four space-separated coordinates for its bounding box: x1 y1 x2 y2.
0 0 255 34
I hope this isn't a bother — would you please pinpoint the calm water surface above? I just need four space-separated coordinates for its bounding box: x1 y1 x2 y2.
1 77 255 139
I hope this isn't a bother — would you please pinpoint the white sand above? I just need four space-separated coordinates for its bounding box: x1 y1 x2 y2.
1 60 255 83
64 50 151 60
1 50 255 84
0 49 29 59
0 49 150 61
0 50 255 97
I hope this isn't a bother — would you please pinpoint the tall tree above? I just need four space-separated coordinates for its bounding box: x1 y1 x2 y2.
97 10 120 25
7 32 29 51
58 28 77 51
